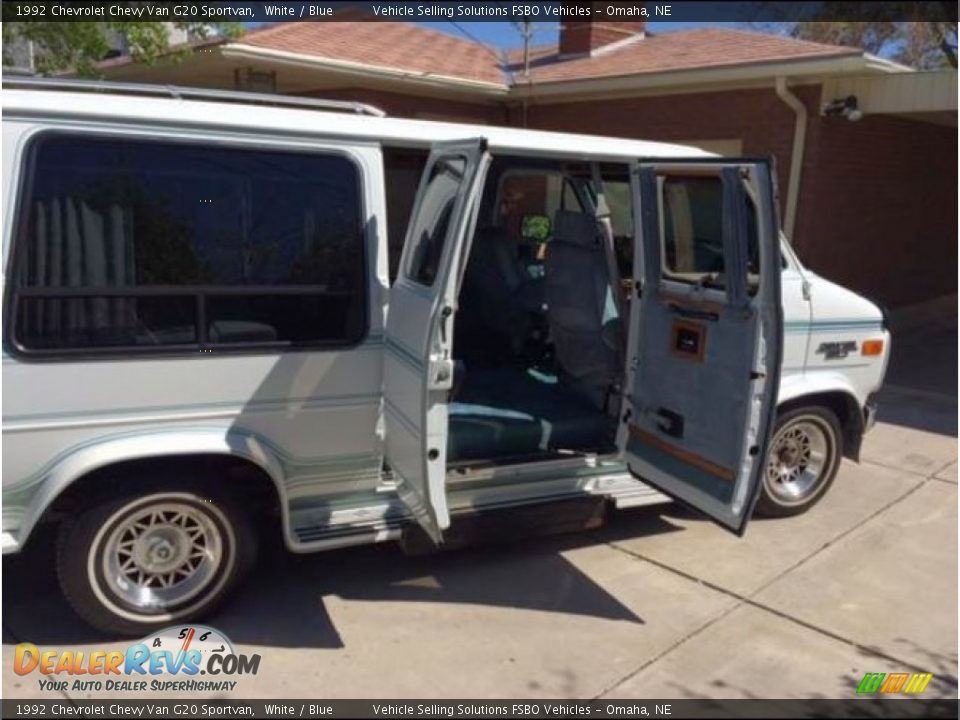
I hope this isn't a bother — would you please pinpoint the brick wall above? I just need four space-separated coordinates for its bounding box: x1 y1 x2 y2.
796 113 957 308
302 86 506 124
513 86 956 307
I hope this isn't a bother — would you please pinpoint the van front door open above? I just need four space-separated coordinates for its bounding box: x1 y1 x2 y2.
383 138 491 544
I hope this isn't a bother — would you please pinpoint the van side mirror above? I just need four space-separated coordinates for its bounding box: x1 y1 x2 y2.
521 214 551 242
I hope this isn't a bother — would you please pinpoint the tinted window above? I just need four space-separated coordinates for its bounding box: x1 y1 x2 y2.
16 296 197 350
11 136 366 353
406 156 466 286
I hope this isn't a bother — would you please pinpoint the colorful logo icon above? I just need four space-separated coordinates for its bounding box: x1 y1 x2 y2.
856 672 933 695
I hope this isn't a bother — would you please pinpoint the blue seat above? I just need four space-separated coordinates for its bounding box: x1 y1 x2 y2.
447 367 616 463
545 210 622 412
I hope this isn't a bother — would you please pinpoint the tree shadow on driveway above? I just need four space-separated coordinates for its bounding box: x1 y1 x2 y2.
2 505 688 650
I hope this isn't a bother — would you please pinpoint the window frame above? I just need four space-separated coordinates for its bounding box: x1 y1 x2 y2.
657 172 727 286
652 168 763 298
4 129 371 361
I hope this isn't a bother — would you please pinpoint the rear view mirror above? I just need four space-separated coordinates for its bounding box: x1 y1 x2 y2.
521 214 551 242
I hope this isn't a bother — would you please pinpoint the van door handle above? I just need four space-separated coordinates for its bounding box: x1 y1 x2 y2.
651 407 684 438
428 357 454 390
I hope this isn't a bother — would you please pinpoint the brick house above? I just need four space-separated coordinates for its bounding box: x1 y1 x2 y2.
99 11 958 309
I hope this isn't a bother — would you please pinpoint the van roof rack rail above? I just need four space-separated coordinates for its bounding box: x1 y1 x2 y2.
1 76 388 117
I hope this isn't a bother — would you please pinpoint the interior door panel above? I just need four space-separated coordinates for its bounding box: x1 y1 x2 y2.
619 159 783 534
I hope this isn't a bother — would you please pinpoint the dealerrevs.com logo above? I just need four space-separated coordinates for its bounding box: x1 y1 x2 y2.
14 625 260 694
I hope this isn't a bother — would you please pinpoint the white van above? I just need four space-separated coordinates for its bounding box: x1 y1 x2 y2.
1 79 890 635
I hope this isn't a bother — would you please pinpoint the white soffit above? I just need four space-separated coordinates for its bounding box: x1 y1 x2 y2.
821 70 958 116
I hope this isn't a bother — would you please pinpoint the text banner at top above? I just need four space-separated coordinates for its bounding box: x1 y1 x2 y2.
3 1 958 24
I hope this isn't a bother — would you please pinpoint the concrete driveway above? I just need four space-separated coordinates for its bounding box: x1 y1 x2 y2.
4 328 957 702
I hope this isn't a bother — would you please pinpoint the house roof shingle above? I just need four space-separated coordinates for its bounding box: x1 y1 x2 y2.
237 23 861 89
97 22 865 93
239 19 507 86
512 28 862 84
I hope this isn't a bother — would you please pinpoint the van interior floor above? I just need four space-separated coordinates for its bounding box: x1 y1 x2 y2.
447 365 617 464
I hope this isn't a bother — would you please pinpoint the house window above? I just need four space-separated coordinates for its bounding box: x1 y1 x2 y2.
234 67 277 93
10 135 366 355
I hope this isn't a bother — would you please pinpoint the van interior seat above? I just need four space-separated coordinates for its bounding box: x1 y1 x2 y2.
447 204 620 465
447 366 615 463
545 210 622 412
459 225 545 354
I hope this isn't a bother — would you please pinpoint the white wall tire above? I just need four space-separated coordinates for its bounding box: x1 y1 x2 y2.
57 488 255 636
755 406 843 518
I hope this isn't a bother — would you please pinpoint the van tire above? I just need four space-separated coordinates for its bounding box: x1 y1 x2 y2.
755 406 843 518
57 486 255 636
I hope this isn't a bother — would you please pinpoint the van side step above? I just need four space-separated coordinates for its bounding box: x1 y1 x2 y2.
400 497 609 556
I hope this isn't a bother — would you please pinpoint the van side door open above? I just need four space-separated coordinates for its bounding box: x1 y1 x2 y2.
618 160 783 534
383 139 491 544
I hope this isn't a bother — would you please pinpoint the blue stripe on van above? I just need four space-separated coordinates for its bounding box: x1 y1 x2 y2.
784 320 883 334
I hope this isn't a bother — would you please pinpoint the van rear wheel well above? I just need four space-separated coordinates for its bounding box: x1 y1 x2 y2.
43 454 281 530
777 392 864 461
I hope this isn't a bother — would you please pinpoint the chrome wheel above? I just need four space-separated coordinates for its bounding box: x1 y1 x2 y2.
97 499 225 613
764 415 834 506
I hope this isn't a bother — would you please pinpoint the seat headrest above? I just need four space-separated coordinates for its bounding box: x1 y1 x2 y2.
552 210 602 248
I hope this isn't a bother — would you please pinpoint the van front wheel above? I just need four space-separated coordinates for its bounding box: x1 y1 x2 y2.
755 406 843 517
57 489 254 636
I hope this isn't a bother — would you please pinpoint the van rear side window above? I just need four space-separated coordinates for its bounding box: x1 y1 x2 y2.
9 135 367 355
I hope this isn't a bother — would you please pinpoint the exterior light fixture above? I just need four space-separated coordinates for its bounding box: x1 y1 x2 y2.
823 95 863 121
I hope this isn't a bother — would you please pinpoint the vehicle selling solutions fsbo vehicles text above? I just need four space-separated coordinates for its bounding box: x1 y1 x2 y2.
369 4 658 18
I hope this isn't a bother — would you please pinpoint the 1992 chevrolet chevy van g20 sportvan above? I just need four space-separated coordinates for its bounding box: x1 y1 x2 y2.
1 79 890 634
